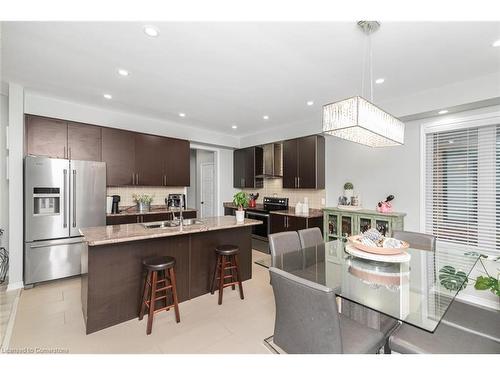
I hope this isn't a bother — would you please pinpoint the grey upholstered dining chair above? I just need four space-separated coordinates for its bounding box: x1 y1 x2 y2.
298 227 324 249
268 231 301 258
267 267 385 354
392 230 436 251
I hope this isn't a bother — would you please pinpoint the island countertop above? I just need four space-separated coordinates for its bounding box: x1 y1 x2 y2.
80 216 262 246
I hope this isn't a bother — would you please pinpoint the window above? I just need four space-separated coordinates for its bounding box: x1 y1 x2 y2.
425 124 499 255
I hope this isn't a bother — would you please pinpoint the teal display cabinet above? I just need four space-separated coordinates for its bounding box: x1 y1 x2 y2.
323 207 406 242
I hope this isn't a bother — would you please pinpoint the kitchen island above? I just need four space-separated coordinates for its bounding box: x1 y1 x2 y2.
79 216 262 334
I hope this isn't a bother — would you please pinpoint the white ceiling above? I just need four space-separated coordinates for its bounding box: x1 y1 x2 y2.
2 21 500 137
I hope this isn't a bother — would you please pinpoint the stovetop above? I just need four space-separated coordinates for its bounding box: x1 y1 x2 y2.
247 197 289 213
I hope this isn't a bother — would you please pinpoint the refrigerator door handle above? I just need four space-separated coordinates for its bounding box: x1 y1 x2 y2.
63 169 68 228
72 169 77 228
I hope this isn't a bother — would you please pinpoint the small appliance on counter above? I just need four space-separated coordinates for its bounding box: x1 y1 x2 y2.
106 196 113 214
248 193 259 208
166 193 186 210
111 195 121 214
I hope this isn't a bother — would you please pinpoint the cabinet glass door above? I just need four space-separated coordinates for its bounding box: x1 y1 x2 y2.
358 217 372 233
341 215 353 237
327 214 339 240
375 219 390 236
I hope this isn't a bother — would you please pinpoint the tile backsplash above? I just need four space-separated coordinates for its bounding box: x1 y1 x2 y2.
241 179 326 209
106 186 186 208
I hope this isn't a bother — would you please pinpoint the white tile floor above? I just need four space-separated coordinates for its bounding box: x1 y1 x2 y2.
7 251 274 354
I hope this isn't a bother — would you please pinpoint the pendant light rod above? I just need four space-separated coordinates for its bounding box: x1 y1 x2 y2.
358 21 380 102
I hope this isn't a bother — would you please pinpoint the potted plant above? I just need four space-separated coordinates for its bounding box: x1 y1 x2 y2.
233 191 248 223
344 182 354 199
133 193 154 213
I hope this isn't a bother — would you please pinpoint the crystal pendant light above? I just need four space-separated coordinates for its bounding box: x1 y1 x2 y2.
322 21 405 147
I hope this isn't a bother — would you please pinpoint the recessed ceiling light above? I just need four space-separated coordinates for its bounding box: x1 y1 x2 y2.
117 69 129 76
438 110 449 115
143 25 159 37
179 113 186 118
263 115 269 120
231 125 238 129
492 39 500 47
103 94 112 100
375 78 385 84
306 101 314 106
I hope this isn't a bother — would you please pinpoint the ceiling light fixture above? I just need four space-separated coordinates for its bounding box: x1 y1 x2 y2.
117 69 129 76
231 125 238 129
438 110 449 115
143 25 159 37
179 113 186 118
492 39 500 47
103 94 112 100
375 78 385 84
307 101 314 106
263 115 269 120
322 21 405 147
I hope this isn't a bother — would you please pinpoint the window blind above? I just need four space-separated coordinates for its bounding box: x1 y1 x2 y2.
425 124 500 255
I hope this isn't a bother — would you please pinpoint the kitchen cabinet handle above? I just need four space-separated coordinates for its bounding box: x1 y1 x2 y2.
136 173 139 185
63 146 66 159
132 173 135 185
72 170 77 227
63 169 67 228
297 177 300 188
69 147 72 160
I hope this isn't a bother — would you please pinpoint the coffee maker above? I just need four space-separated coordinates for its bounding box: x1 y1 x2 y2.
166 194 186 209
111 195 120 214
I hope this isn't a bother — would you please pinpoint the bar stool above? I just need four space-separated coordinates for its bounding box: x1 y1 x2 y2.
209 244 244 305
139 255 180 335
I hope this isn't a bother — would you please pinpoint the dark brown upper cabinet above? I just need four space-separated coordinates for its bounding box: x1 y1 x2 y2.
282 135 325 189
101 127 136 186
25 115 68 159
67 122 102 161
233 146 263 189
164 138 190 186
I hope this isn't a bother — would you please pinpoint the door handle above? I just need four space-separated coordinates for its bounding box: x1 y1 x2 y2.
63 169 67 228
72 170 77 228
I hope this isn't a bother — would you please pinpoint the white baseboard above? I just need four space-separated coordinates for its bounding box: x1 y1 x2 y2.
6 281 24 291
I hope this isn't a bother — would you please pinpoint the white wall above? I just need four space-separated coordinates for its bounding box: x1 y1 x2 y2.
0 92 9 259
25 92 240 149
186 149 197 210
7 83 24 290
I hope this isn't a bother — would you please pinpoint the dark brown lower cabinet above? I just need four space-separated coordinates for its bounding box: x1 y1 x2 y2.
106 211 196 225
270 213 323 235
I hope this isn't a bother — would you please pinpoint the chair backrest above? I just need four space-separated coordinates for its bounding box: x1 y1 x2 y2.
269 267 343 353
392 230 436 252
298 227 324 249
268 231 301 258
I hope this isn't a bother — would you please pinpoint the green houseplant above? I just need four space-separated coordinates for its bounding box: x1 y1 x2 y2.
344 182 354 199
233 191 248 223
133 193 154 213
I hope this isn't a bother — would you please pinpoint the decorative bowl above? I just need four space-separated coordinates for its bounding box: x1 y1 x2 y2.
347 235 409 255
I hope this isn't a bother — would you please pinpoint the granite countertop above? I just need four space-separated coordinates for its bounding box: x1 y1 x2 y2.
269 208 324 218
107 205 197 217
80 216 262 246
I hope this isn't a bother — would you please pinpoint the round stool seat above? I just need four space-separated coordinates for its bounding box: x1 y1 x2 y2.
142 256 176 271
215 244 239 256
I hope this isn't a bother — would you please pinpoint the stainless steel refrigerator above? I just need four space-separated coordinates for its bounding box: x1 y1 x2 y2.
24 155 106 286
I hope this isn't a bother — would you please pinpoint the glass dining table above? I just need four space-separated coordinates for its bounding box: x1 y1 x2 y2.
255 240 480 333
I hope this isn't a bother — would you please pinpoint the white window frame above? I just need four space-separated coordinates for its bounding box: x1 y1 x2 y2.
420 110 500 254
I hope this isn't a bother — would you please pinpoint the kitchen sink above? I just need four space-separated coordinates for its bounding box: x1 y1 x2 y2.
142 219 203 229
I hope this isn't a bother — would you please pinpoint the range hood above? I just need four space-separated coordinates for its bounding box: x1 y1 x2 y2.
256 143 282 178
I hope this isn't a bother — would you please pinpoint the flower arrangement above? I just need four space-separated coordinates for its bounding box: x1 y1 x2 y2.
132 194 154 204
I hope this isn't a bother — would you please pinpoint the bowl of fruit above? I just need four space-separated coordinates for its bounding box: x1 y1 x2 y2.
348 228 409 255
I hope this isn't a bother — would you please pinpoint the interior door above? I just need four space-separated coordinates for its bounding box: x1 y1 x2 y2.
200 162 215 218
101 128 136 186
70 160 106 237
282 139 298 188
67 122 102 161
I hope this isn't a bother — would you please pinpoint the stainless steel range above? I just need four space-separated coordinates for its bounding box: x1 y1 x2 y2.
245 197 288 253
24 156 106 287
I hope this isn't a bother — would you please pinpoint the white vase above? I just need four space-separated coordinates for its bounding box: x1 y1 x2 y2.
235 210 245 223
344 189 354 199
